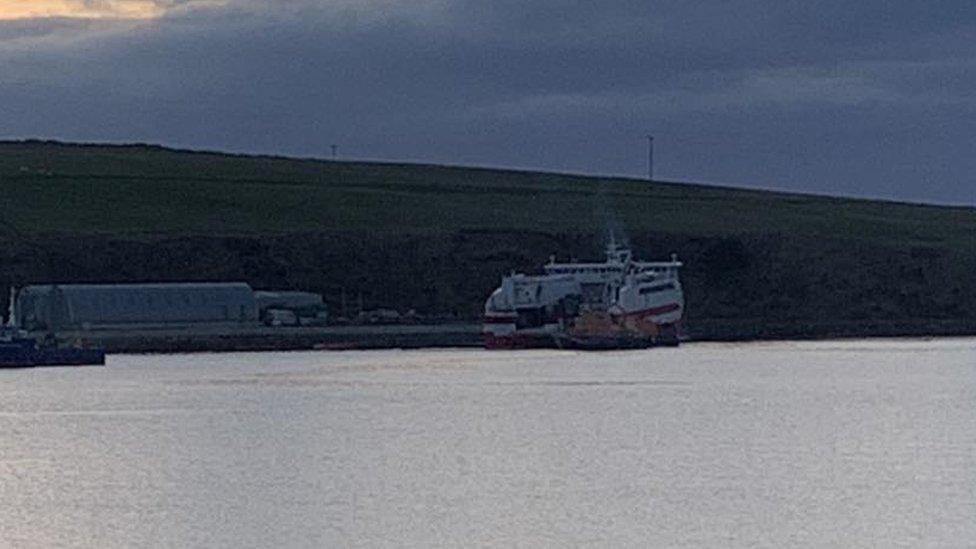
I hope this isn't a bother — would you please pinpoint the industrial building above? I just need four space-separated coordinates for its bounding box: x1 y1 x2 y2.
254 291 329 326
254 291 325 312
12 283 259 331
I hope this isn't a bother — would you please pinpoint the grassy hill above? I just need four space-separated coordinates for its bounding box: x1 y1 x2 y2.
2 140 975 337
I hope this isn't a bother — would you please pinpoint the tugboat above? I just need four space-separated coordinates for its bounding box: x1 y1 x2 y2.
1 288 105 368
483 238 685 350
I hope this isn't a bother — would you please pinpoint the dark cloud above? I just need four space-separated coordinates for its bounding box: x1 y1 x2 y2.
1 0 974 204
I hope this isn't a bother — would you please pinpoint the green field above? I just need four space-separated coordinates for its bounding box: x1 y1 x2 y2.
3 140 975 244
2 140 975 336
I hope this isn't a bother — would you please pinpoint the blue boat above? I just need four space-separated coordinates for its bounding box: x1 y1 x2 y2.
3 286 106 368
0 333 105 369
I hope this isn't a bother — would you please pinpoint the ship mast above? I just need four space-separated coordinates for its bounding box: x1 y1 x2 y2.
605 228 623 259
6 287 15 328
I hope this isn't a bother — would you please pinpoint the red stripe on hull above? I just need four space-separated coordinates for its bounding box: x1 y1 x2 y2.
485 330 681 350
484 333 556 349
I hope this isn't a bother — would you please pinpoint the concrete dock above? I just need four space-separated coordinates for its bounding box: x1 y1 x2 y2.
53 323 484 354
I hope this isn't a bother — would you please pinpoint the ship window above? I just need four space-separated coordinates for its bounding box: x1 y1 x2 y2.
639 283 675 295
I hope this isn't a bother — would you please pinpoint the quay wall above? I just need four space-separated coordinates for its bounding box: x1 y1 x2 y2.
43 319 976 355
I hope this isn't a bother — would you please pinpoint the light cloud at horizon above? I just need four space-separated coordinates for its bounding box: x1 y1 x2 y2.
0 0 225 20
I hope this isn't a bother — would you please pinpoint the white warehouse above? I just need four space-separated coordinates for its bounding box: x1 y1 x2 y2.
11 283 259 331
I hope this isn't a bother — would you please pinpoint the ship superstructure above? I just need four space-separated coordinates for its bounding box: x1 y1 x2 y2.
483 241 684 349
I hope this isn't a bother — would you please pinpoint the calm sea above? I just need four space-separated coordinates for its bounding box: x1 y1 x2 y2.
1 340 974 548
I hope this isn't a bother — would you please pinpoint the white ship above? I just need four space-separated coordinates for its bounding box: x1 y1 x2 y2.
483 240 685 349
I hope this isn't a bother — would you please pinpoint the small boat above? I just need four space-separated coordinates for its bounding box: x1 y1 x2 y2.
0 330 105 369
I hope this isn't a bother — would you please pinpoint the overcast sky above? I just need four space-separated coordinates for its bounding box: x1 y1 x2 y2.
0 1 974 204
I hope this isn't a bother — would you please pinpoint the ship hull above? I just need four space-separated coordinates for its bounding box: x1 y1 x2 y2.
31 348 107 367
484 323 681 351
0 340 106 368
484 332 561 350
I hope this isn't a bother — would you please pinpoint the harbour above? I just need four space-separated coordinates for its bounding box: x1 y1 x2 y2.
4 2 975 546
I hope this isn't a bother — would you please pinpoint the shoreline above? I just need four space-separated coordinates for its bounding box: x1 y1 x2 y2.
40 320 976 355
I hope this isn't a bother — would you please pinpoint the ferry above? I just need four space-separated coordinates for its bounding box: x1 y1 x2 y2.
483 240 684 349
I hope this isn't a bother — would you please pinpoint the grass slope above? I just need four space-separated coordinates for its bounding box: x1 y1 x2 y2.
1 140 975 336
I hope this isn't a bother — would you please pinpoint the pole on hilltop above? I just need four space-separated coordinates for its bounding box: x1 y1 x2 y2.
646 135 654 181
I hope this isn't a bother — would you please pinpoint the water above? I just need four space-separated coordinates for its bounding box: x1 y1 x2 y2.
1 339 974 548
